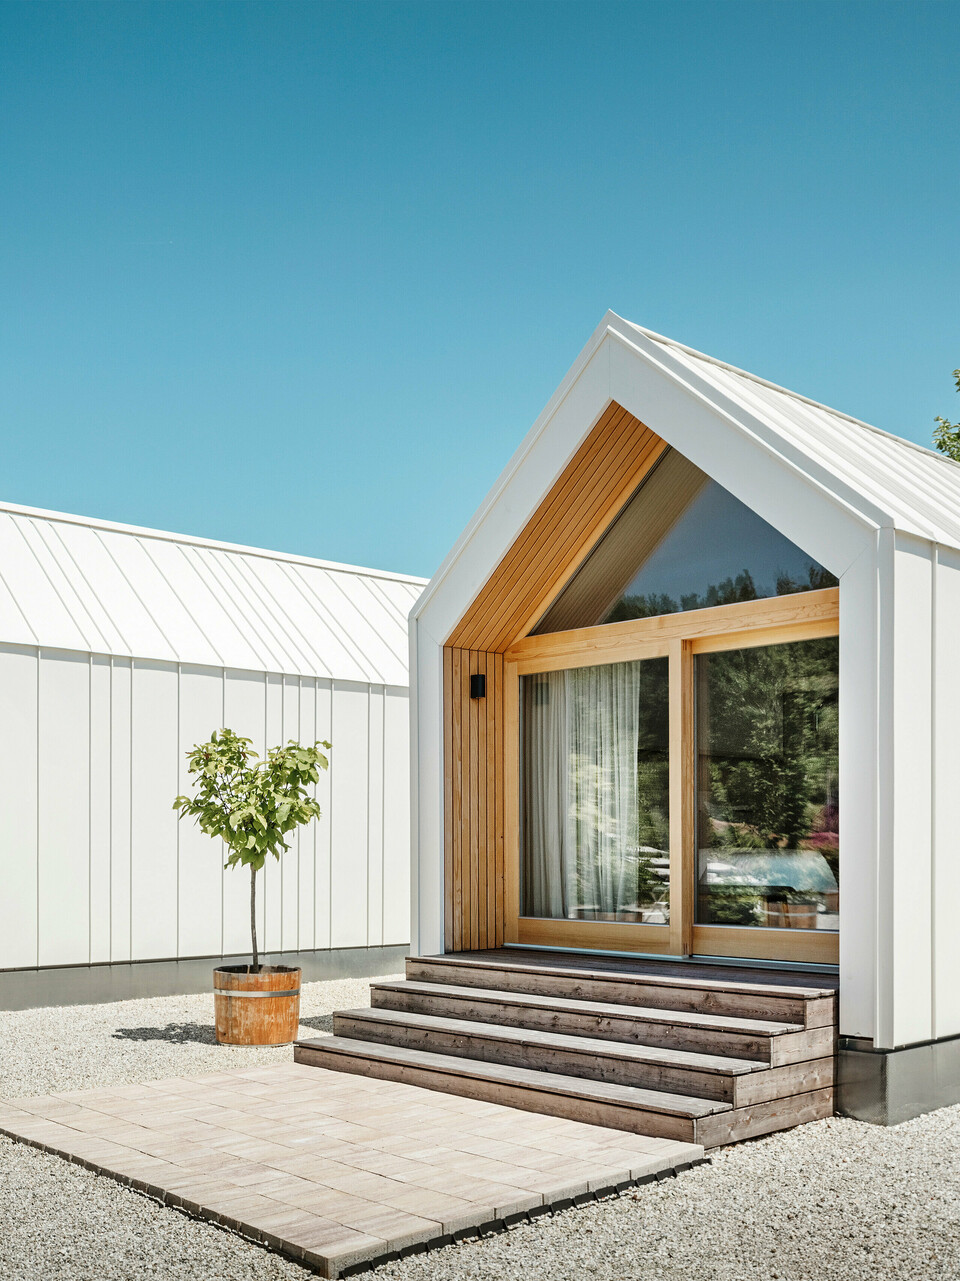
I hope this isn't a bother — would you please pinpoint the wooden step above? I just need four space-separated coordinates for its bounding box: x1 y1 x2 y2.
371 980 834 1065
407 955 837 1029
332 1007 835 1108
294 1035 834 1149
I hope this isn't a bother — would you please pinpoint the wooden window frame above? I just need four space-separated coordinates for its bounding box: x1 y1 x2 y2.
502 587 840 966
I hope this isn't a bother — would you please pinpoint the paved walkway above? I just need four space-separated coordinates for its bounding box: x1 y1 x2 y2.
0 1061 702 1277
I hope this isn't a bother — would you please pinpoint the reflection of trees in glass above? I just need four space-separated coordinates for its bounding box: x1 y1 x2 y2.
697 637 839 927
606 564 837 624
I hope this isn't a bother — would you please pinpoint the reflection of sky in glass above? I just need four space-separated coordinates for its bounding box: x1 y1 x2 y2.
619 480 824 605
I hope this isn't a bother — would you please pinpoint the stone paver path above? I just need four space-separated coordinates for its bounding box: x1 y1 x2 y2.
0 1061 702 1277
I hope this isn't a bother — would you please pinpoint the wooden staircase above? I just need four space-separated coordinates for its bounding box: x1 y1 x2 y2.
295 952 838 1149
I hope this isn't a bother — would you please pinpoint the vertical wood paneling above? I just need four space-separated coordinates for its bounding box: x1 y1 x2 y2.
442 646 503 952
446 406 664 651
38 651 90 965
0 646 38 968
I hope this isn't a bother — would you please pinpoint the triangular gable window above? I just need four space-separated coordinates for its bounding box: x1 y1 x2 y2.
533 447 837 635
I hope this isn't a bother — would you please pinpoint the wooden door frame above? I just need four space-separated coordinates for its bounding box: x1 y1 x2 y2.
502 588 841 966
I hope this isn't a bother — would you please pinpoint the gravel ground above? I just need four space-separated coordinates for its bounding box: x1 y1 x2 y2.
1 979 959 1281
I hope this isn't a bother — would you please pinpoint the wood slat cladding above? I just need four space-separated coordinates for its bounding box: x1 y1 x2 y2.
444 647 504 951
446 403 666 652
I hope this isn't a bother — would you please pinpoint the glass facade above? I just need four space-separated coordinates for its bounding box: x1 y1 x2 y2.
695 637 840 931
535 447 836 634
520 657 670 924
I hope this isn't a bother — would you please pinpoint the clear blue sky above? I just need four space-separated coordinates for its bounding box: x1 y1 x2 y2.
2 1 958 579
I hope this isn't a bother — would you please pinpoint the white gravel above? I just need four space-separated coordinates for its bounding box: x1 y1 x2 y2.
2 978 959 1280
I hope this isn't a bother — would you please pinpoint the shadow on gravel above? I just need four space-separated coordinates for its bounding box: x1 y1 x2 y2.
296 1014 334 1035
112 1022 216 1044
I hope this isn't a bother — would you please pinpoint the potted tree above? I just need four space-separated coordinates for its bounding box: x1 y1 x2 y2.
174 727 330 1046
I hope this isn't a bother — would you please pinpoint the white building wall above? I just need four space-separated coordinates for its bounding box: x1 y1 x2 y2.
0 644 411 970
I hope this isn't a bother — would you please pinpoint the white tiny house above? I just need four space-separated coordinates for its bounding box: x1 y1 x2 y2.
0 501 425 973
410 312 960 1123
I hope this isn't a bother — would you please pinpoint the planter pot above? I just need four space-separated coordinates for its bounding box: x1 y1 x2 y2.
213 964 301 1046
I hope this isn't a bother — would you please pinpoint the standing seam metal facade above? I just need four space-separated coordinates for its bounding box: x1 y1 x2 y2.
0 504 424 971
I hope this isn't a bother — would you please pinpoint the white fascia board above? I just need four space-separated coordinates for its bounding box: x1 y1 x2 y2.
605 319 891 573
418 315 891 646
412 313 620 633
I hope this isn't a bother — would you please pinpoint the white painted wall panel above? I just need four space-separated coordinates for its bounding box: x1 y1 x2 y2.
178 665 226 958
37 651 90 965
298 679 318 952
366 686 386 947
280 675 301 952
0 646 38 968
330 681 370 947
262 673 284 954
89 655 112 963
0 645 411 971
933 548 960 1040
314 680 333 949
383 686 411 947
886 534 935 1047
110 659 132 961
130 661 180 960
222 669 266 956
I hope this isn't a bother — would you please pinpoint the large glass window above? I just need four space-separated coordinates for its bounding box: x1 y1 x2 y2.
696 637 839 931
535 448 836 634
521 657 670 923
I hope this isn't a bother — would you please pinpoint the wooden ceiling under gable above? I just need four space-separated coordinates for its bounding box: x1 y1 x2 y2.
445 402 666 652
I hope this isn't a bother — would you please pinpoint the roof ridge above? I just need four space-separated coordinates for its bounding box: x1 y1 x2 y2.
0 498 428 585
625 318 960 473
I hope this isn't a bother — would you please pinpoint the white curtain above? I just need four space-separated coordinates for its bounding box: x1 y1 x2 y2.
522 661 644 919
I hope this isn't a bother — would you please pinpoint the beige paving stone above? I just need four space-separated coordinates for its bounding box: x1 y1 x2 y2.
0 1060 701 1277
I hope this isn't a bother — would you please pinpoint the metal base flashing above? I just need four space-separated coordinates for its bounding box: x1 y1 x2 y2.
837 1032 960 1125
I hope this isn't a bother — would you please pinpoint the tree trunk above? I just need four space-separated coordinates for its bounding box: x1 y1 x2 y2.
250 863 259 972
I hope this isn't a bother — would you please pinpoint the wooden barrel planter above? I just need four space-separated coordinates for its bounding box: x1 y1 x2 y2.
213 964 302 1046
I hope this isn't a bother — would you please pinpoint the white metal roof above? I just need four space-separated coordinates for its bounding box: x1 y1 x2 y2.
0 500 426 684
414 311 960 627
622 317 960 551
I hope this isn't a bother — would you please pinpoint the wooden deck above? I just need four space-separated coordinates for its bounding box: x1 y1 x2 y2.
0 1063 702 1278
297 949 839 1148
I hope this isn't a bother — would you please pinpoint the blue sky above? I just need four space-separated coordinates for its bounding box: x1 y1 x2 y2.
1 1 958 578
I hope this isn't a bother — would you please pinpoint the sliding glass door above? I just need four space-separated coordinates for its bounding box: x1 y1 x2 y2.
506 596 840 964
521 657 670 928
695 637 839 935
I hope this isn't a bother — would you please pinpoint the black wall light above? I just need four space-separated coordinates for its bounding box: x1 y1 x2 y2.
470 673 486 699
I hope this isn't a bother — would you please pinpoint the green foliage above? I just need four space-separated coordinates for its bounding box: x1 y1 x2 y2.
173 728 330 872
933 367 960 463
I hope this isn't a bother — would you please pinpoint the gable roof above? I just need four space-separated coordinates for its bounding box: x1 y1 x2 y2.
415 312 960 645
0 500 426 684
622 318 960 550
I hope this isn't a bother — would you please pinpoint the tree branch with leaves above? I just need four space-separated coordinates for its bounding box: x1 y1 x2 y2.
173 728 330 971
933 367 960 463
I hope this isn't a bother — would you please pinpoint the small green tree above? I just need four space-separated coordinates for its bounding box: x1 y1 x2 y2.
933 367 960 462
174 728 330 971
